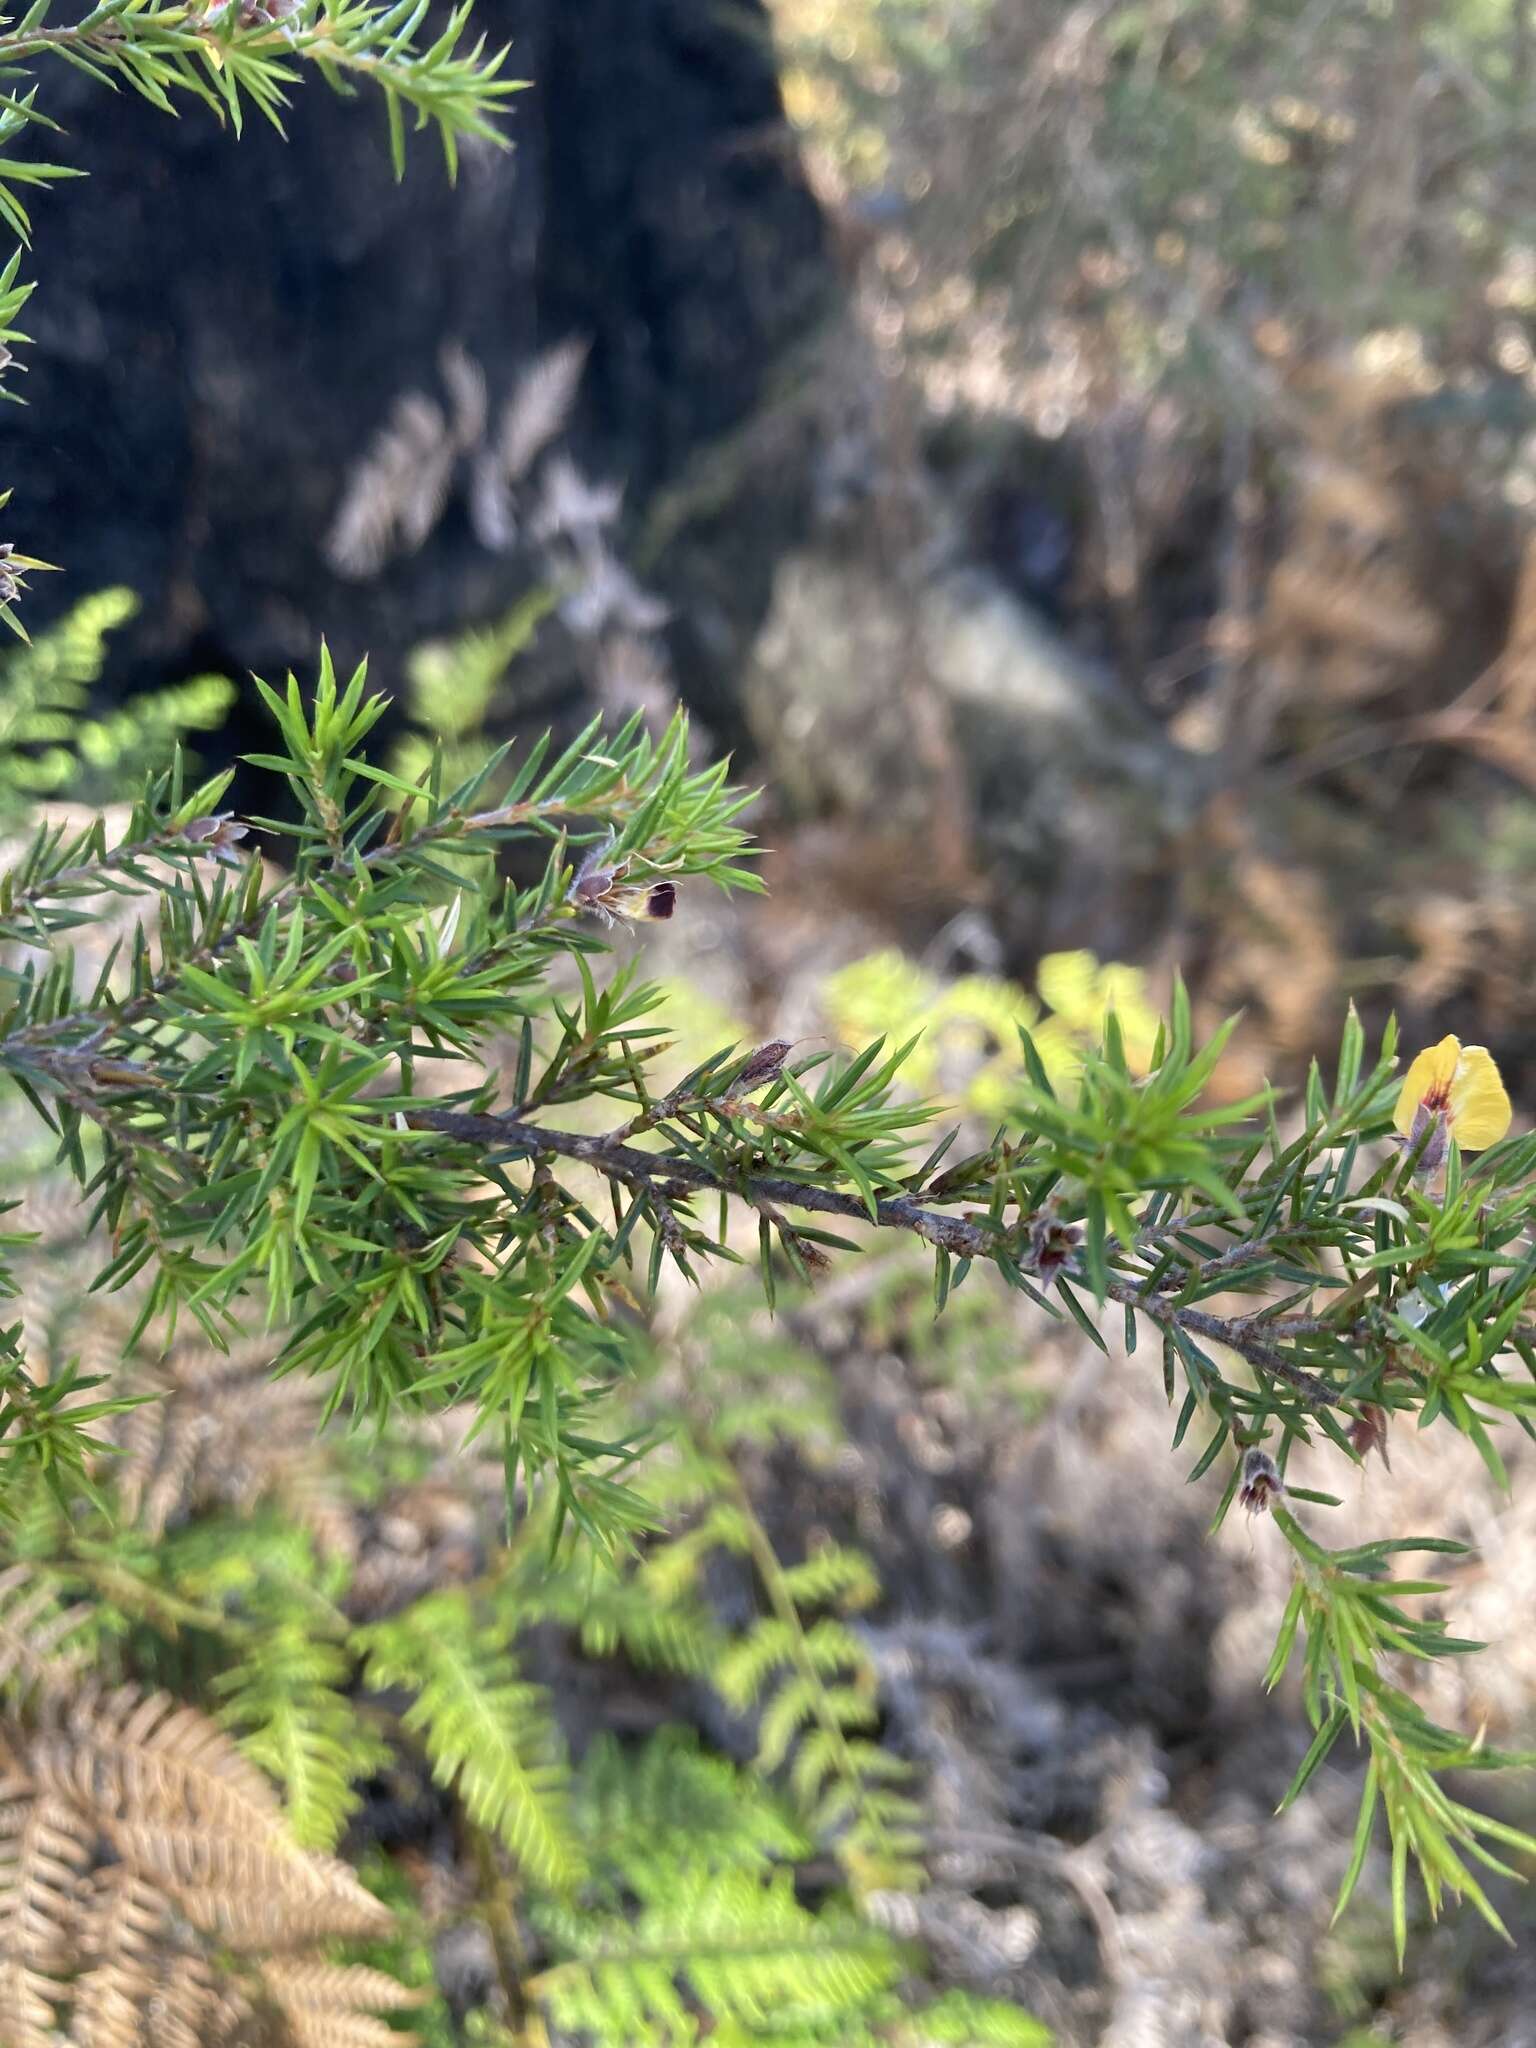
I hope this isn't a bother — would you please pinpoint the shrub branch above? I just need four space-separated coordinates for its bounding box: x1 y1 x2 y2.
411 1105 1342 1407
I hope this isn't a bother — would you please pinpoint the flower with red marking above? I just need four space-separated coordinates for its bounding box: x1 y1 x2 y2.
1393 1035 1510 1176
1026 1207 1081 1281
1237 1447 1284 1517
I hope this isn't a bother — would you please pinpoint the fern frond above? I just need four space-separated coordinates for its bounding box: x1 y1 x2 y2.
36 1680 284 1819
572 1579 721 1674
497 338 589 483
260 1957 426 2047
401 588 554 753
531 1864 906 2047
636 1499 753 1604
0 1561 86 1699
0 590 139 784
356 1588 585 1891
671 1299 847 1455
806 1761 924 1859
149 1506 331 1608
686 1482 924 1895
0 1957 56 2048
714 1618 800 1711
790 1731 913 1809
27 1687 390 1947
504 1548 721 1676
893 1989 1055 2044
130 1949 228 2048
800 1618 877 1677
0 1722 427 2044
67 1972 143 2048
0 590 232 817
109 1332 333 1542
260 1960 427 2013
574 1731 812 1887
557 1751 985 2048
777 1545 881 1612
717 1617 876 1716
758 1676 878 1774
216 1625 387 1851
68 1865 170 2048
108 1825 386 1951
264 2010 419 2048
0 1785 93 2045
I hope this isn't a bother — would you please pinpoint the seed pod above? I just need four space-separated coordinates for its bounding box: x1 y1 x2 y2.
733 1039 793 1091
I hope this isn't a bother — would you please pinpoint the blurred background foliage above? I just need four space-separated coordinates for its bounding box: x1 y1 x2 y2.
779 0 1536 401
0 591 232 823
752 0 1536 1111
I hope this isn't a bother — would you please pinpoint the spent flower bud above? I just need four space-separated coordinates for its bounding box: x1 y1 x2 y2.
1238 1447 1284 1517
183 813 252 867
733 1039 793 1091
568 834 679 927
1347 1403 1392 1471
1026 1206 1081 1281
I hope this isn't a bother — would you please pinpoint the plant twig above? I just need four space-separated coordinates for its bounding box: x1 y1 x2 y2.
411 1106 1345 1407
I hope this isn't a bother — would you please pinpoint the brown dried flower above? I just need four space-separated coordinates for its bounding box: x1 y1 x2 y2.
568 833 624 907
567 834 678 927
1026 1206 1081 1280
784 1229 832 1274
733 1039 793 1091
183 813 252 867
1347 1403 1392 1471
236 0 297 24
1237 1446 1284 1517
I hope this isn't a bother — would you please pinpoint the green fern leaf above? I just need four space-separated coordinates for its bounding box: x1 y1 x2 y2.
216 1624 386 1851
0 587 232 816
715 1620 798 1711
575 1730 811 1889
504 1548 721 1676
355 1588 584 1891
777 1546 880 1612
532 1864 905 2046
894 1989 1054 2045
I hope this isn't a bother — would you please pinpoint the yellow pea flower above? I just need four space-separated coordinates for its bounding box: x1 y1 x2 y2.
1393 1034 1511 1155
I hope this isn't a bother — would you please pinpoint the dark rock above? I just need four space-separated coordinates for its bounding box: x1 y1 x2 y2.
3 0 832 766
